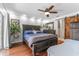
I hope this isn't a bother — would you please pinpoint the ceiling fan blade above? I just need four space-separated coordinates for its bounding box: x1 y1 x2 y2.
49 11 58 13
48 5 54 11
38 9 45 12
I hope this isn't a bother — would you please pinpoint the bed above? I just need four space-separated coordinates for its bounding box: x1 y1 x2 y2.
47 39 79 56
23 25 58 55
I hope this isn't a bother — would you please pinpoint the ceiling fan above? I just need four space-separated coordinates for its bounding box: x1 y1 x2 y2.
38 5 58 17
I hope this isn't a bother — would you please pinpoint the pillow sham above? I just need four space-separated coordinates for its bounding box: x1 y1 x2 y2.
24 31 34 34
36 31 43 34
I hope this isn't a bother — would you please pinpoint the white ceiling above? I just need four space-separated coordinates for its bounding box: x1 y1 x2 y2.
1 3 79 19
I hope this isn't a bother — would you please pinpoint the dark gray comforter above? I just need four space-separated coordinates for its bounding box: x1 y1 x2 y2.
24 33 57 47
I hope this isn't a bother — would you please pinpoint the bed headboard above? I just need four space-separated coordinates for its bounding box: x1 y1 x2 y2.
23 25 41 31
22 25 41 40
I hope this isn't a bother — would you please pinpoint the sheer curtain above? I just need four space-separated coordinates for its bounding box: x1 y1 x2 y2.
53 18 65 39
0 3 10 50
3 12 10 49
0 11 3 50
59 18 65 39
0 11 9 50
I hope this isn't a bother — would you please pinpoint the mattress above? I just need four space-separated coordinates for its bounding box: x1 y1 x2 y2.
47 39 79 56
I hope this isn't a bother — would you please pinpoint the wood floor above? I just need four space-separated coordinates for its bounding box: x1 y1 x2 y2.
0 43 47 56
0 39 64 56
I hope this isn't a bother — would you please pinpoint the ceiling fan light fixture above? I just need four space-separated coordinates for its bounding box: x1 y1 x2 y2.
45 12 50 17
38 5 58 17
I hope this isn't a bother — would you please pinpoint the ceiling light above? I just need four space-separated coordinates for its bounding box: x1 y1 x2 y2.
37 18 42 23
43 20 49 24
30 17 35 22
20 14 28 21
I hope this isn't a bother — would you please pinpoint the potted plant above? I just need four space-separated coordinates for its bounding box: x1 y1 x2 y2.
10 20 20 40
9 20 20 48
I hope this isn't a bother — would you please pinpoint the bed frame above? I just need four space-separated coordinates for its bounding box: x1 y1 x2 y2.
23 25 58 56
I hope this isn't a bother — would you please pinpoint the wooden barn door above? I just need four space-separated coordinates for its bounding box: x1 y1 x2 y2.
65 17 71 39
65 15 79 39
